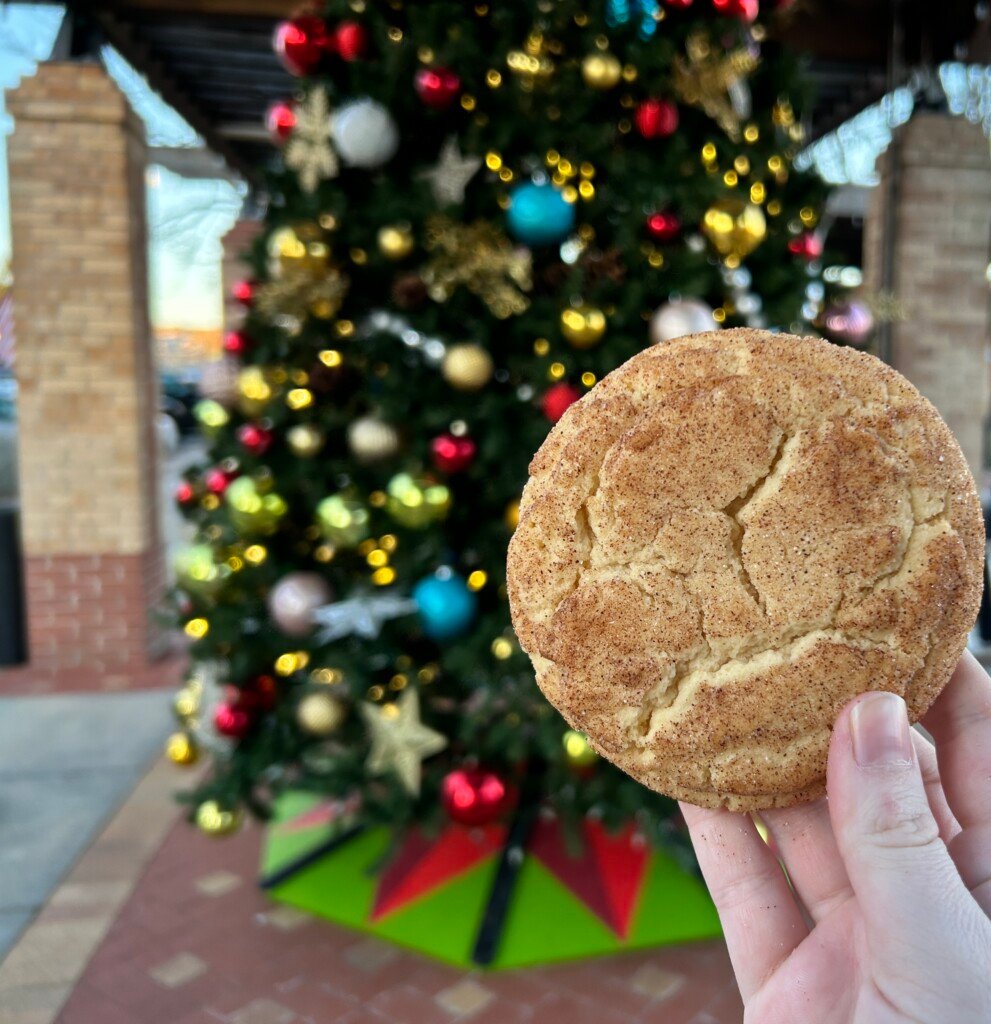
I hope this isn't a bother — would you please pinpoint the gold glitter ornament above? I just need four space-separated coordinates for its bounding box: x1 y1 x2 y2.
441 343 493 391
560 304 607 349
422 216 531 318
296 691 347 736
317 494 371 548
701 197 766 258
581 52 622 89
672 32 760 140
377 223 415 260
386 473 451 529
268 224 330 279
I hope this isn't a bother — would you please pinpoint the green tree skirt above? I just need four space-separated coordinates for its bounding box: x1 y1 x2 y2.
262 793 721 969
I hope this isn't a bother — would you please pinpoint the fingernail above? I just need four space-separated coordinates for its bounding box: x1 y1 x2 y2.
851 693 913 768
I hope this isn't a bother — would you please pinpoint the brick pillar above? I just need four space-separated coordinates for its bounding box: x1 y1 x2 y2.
863 111 991 478
3 63 167 691
221 217 262 331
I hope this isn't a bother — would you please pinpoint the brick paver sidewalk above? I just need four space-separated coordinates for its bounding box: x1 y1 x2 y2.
0 760 742 1024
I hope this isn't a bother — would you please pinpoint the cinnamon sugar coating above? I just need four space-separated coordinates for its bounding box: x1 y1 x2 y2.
507 330 984 810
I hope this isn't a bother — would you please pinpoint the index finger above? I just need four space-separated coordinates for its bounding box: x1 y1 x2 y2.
679 802 807 1001
921 651 991 831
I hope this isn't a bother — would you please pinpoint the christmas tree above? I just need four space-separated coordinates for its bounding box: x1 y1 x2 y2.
170 0 834 852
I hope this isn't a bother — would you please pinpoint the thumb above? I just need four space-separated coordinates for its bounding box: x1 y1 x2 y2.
827 691 969 950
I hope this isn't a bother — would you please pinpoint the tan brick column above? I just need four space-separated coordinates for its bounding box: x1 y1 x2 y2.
3 63 166 690
863 111 991 479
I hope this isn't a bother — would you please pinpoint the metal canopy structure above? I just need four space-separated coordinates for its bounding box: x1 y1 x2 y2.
49 0 987 185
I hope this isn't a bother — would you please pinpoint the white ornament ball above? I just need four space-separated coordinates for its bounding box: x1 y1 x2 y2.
347 416 401 462
332 98 399 168
268 572 332 637
649 298 718 344
198 358 240 407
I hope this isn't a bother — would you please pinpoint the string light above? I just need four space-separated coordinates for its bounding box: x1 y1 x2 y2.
581 371 597 387
185 618 209 639
467 570 488 590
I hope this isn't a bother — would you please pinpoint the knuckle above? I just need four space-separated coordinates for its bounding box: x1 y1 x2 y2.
863 791 940 849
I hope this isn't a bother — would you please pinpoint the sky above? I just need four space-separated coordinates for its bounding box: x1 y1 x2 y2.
0 5 244 330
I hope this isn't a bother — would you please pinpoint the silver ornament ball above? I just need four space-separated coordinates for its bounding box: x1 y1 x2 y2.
268 572 332 637
649 299 718 344
332 98 399 168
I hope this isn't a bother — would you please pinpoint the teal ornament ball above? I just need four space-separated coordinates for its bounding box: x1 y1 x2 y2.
413 570 477 640
506 183 576 246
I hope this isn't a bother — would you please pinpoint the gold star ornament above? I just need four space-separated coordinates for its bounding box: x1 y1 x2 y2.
359 688 447 795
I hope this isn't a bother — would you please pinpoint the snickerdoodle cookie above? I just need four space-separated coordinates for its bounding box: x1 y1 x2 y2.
507 329 984 810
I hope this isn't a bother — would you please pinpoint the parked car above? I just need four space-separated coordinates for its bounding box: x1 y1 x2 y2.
159 370 199 437
0 370 15 423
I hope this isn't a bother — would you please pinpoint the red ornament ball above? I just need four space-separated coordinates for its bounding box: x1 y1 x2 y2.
634 98 679 139
205 467 236 495
213 702 253 739
415 66 462 110
175 480 196 506
787 232 823 261
441 768 513 827
645 210 682 243
231 280 256 307
223 330 250 357
334 20 368 61
665 0 694 6
237 423 274 456
265 100 296 144
542 383 582 423
273 15 329 76
230 676 279 713
430 433 477 474
712 0 759 20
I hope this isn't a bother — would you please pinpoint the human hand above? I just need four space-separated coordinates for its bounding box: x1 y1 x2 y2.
680 651 991 1023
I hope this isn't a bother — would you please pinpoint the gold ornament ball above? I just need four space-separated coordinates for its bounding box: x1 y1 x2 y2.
225 477 288 535
296 691 347 736
286 424 325 458
317 494 371 548
195 800 243 838
268 224 330 279
348 416 401 463
377 223 415 261
562 729 598 768
237 366 277 418
165 731 199 767
701 198 767 259
505 500 520 530
193 399 229 438
560 304 607 349
442 344 493 391
173 543 229 599
581 52 622 90
386 472 451 529
172 684 200 721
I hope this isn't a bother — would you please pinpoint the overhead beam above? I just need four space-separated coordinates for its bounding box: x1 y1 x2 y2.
67 4 259 185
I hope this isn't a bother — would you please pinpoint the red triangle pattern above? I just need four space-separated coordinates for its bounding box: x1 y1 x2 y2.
586 820 649 939
528 817 614 928
370 824 505 921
